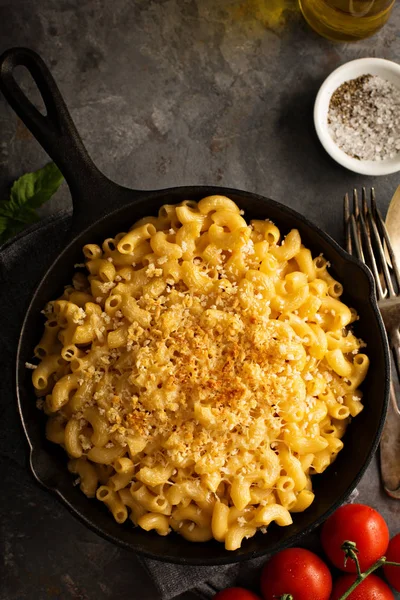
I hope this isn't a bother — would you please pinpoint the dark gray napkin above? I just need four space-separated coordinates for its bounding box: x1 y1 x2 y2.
0 213 357 600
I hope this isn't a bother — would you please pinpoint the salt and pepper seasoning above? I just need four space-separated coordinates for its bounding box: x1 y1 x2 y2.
328 74 400 161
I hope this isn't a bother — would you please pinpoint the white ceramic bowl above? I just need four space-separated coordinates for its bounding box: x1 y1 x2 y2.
314 58 400 176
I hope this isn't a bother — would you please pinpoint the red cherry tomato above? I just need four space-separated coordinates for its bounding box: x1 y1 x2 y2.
330 573 394 600
261 547 332 600
321 504 389 572
383 533 400 592
213 588 261 600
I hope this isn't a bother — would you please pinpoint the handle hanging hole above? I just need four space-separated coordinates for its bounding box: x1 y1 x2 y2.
14 65 47 117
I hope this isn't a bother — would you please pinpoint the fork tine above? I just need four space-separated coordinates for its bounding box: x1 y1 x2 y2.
368 200 396 298
353 189 365 262
371 190 400 293
350 214 365 263
362 188 369 229
371 187 377 212
358 209 385 300
344 193 352 254
353 188 360 218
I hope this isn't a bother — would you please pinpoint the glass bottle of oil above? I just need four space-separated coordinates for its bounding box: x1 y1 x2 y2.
299 0 395 41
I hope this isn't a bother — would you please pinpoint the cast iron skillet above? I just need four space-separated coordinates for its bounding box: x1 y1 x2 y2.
0 47 390 565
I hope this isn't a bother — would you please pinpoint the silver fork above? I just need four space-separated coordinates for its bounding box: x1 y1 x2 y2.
344 188 400 499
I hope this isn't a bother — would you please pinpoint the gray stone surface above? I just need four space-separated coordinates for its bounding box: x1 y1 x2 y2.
1 0 400 599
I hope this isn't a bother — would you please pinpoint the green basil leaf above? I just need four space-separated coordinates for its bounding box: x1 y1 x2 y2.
9 162 63 213
0 162 64 243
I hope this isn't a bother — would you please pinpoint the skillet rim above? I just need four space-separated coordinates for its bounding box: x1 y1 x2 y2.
15 185 390 565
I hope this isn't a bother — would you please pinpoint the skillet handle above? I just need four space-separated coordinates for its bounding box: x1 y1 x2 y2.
0 47 115 228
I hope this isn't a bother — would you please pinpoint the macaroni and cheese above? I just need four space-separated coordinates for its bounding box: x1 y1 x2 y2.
31 196 369 550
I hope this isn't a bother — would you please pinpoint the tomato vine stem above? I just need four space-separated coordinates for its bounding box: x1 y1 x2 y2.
337 540 400 599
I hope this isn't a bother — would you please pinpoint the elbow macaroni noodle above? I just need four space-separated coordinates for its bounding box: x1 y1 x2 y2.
31 196 369 550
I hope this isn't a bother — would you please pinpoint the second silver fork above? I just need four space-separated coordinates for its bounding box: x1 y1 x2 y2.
344 188 400 499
